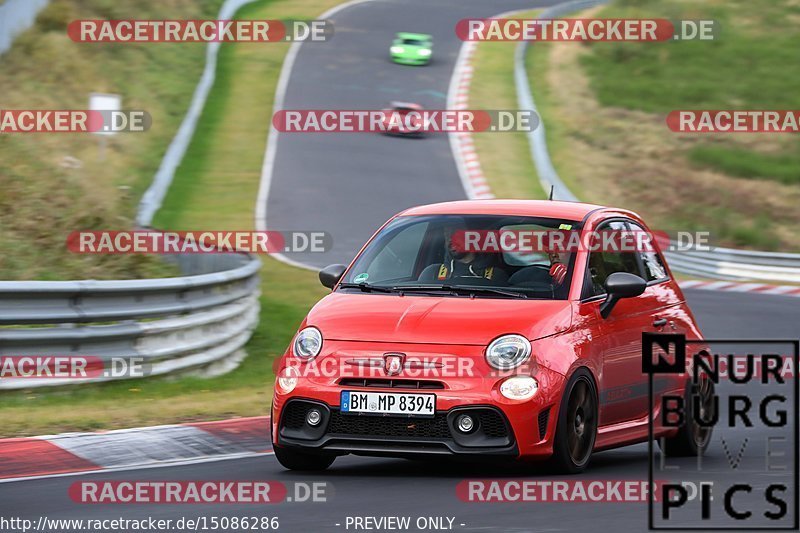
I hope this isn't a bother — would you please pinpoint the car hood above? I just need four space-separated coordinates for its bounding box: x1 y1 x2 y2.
306 292 573 346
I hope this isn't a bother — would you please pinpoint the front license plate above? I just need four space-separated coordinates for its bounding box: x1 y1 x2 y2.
340 391 435 417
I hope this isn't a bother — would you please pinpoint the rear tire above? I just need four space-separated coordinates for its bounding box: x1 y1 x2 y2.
549 369 598 474
660 376 714 456
273 446 335 471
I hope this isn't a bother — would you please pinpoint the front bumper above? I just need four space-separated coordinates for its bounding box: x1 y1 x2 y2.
276 398 519 458
271 340 566 459
391 54 430 65
382 127 425 137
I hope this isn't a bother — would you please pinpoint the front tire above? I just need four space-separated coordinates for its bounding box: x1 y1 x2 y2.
660 376 714 456
549 369 598 474
273 446 335 471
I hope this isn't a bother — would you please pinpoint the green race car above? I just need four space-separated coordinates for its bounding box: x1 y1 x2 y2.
390 32 432 65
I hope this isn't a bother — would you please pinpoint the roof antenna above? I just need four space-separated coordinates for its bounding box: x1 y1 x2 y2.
548 185 554 201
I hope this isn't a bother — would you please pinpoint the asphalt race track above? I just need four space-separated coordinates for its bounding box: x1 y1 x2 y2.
266 0 559 268
1 290 796 532
2 0 797 531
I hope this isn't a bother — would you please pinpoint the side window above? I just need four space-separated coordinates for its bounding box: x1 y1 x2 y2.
628 222 668 282
365 222 428 283
585 221 643 297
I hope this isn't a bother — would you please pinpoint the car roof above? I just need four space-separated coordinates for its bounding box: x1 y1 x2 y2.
399 199 608 221
396 32 432 41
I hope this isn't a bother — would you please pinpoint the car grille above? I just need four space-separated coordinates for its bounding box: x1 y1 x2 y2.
279 400 513 448
338 378 445 390
328 411 452 439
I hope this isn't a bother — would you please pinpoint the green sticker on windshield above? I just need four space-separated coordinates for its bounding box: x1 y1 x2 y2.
559 223 573 230
354 273 369 283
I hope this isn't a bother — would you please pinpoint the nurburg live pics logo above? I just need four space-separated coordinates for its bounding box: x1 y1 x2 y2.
643 333 799 530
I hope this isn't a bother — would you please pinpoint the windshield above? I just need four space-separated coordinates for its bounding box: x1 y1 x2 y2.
401 39 428 46
340 214 577 299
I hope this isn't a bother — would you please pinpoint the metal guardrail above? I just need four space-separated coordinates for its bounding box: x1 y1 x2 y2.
515 0 800 283
663 248 800 283
515 0 592 204
0 253 261 389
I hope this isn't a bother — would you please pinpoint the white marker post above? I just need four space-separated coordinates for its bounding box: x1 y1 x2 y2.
89 92 121 160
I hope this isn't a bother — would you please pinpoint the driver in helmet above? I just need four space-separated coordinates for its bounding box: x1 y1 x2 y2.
418 221 509 283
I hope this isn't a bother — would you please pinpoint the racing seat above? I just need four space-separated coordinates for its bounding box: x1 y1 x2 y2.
417 263 509 285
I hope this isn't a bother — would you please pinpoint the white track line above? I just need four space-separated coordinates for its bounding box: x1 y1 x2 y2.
254 0 377 272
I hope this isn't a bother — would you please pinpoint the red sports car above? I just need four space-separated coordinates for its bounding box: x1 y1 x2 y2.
380 101 425 137
271 200 713 473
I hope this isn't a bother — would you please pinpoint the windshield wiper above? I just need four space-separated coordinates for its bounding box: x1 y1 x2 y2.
391 284 527 299
338 282 398 294
340 283 527 299
456 286 528 299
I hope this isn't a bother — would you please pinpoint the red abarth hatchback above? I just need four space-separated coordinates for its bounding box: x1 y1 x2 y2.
271 200 713 473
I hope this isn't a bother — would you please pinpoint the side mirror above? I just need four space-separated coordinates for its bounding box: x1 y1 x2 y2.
319 264 347 289
600 272 646 319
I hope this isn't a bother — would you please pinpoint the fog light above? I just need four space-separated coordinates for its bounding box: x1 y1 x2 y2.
456 414 474 433
306 409 322 426
500 375 538 400
277 366 299 393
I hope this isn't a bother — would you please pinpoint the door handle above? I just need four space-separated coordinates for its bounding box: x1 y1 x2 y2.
653 318 667 327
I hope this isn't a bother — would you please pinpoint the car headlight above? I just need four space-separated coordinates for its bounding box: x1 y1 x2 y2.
485 334 531 370
418 49 431 56
391 46 404 54
277 366 299 393
292 326 322 359
500 376 538 400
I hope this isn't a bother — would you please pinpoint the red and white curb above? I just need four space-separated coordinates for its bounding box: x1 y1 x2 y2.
448 40 493 200
678 280 800 297
0 416 271 482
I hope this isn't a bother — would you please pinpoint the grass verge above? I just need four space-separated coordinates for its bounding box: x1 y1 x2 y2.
687 145 800 186
469 10 545 199
0 0 336 437
516 1 800 251
580 0 800 186
0 0 224 280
